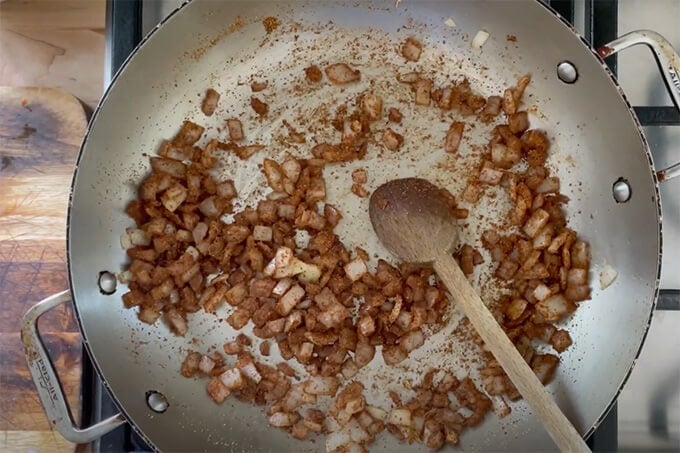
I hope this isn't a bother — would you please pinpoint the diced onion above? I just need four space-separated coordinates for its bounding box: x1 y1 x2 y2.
277 284 305 316
305 376 340 396
326 429 352 452
219 368 244 390
472 30 490 49
388 408 412 426
344 258 368 282
269 412 299 428
253 225 273 242
599 264 618 289
532 284 552 302
366 406 387 421
236 358 262 383
198 355 215 374
120 233 132 250
399 329 424 353
272 278 293 296
536 177 560 194
126 228 151 247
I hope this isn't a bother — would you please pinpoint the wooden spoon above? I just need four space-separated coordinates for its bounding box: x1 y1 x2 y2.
369 177 589 453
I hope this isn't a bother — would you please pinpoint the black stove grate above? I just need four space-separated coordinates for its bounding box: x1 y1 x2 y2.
83 1 679 451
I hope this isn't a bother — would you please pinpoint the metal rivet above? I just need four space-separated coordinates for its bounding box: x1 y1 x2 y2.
97 271 117 295
557 61 578 84
613 178 631 203
146 391 169 413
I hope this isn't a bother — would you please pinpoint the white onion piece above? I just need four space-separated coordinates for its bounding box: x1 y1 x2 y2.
265 247 322 282
236 358 262 383
326 429 352 452
344 258 367 282
345 418 370 443
125 228 151 247
492 395 511 418
599 264 618 289
277 203 295 219
536 176 560 194
283 384 316 412
325 416 341 433
165 308 187 335
388 408 412 426
272 278 293 296
253 225 273 242
120 233 133 250
535 294 574 322
184 246 199 261
192 222 208 244
161 184 187 212
472 29 490 48
266 191 288 201
216 180 236 199
365 406 387 421
219 368 245 390
117 270 132 283
532 283 552 302
269 412 299 428
479 167 503 185
199 355 215 374
341 359 359 379
281 159 302 183
199 196 219 217
277 284 305 316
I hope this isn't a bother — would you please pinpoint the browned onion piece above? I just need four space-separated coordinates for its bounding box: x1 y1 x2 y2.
535 294 575 322
226 118 244 141
399 329 424 353
382 345 407 365
508 111 529 134
151 157 186 179
325 63 361 84
401 37 423 62
201 88 220 116
362 93 383 120
479 166 503 185
413 78 433 106
382 128 404 151
523 209 550 238
491 143 521 169
397 71 421 84
445 121 465 153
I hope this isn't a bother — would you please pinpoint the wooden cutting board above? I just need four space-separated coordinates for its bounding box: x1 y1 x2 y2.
0 87 87 453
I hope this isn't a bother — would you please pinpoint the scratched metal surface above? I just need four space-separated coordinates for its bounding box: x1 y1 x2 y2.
69 1 661 451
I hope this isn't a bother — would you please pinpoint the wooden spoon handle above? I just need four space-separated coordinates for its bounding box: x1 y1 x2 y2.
433 254 589 453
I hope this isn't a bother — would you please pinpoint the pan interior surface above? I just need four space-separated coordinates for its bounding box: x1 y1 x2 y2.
68 1 661 451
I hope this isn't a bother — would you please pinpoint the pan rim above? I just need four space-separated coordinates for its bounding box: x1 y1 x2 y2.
66 0 195 450
534 0 663 441
65 0 663 449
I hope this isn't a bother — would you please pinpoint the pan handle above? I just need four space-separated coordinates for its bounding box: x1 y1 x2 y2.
21 290 126 444
598 30 680 182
